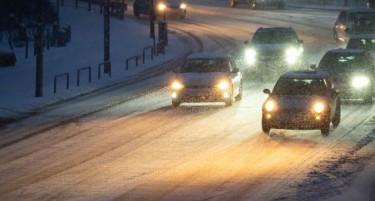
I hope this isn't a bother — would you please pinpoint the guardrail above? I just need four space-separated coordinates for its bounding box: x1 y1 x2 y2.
77 66 91 86
126 55 139 71
142 46 154 64
98 61 111 80
54 73 70 93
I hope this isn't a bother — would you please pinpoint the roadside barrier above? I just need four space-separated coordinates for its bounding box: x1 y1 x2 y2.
98 61 111 80
54 73 70 93
143 46 154 64
77 66 91 86
126 55 139 71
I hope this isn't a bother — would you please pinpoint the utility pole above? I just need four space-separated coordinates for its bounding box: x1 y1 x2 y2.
103 0 111 73
35 0 44 97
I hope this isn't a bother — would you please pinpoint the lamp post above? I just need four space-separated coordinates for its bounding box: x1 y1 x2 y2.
158 3 166 22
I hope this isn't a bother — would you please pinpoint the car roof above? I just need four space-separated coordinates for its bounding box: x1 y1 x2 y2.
349 33 375 40
344 8 375 13
280 70 330 79
186 52 232 60
255 27 294 32
326 48 366 54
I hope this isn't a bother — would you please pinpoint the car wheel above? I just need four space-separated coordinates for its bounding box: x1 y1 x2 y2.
225 91 234 106
172 99 181 107
321 118 330 137
262 116 271 134
229 0 236 7
363 94 373 104
332 103 341 128
235 81 243 101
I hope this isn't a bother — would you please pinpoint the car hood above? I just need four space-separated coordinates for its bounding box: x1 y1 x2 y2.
175 72 229 87
250 43 298 51
268 95 327 110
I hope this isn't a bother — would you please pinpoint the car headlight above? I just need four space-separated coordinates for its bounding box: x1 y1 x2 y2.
351 76 370 89
171 80 184 90
180 3 187 9
217 80 230 90
158 3 167 11
244 48 257 65
285 47 300 65
313 102 325 113
264 100 276 112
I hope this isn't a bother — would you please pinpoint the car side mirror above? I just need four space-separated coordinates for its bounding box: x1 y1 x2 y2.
310 64 317 70
263 89 271 95
232 67 239 73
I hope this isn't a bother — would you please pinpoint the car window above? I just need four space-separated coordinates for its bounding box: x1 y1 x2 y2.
347 38 375 51
273 78 327 96
180 58 229 73
318 52 372 72
252 29 298 44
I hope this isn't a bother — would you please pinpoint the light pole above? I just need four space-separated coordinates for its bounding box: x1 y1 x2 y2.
158 3 166 22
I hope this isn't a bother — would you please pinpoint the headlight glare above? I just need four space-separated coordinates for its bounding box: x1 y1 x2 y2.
171 80 184 90
285 47 299 65
217 80 230 90
244 48 257 65
351 76 370 89
313 102 325 113
180 3 187 9
265 100 276 112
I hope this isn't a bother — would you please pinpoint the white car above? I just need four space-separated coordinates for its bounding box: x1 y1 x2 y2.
170 52 243 107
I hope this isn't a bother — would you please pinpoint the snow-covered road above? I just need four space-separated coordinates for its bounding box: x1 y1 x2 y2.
1 1 375 201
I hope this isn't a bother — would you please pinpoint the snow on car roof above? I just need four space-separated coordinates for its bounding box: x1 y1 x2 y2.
186 52 232 59
280 70 330 79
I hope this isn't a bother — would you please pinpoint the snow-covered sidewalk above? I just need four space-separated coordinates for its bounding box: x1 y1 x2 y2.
0 3 189 123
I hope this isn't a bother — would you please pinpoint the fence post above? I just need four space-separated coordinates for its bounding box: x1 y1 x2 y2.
75 0 78 8
54 73 69 93
98 61 111 80
77 66 92 86
88 0 92 11
25 37 28 59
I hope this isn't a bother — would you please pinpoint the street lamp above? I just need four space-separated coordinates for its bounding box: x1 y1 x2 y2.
158 3 166 21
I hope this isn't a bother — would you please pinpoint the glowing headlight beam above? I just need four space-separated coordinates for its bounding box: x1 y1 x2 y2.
265 100 276 112
244 48 257 65
171 81 184 90
351 76 370 89
180 3 187 9
217 80 230 90
313 102 325 113
285 47 300 65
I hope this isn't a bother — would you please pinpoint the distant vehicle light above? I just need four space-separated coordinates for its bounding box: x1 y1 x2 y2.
351 76 370 89
244 48 257 65
265 100 276 112
180 3 187 9
171 80 184 90
313 102 325 113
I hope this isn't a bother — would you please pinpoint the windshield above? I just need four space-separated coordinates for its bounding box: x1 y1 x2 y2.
318 52 372 72
347 38 375 51
273 78 327 96
252 29 299 44
180 58 229 73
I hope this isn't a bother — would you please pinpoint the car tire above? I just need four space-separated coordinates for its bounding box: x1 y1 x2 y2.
172 99 181 107
332 103 341 128
262 117 271 134
225 91 234 106
235 81 243 101
321 118 331 137
229 0 237 7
